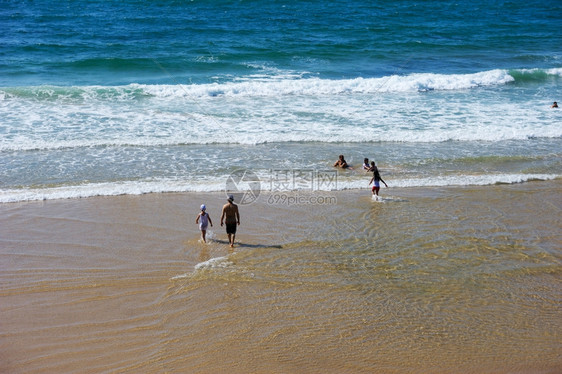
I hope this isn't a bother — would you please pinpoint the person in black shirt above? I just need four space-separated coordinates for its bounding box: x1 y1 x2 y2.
368 161 388 198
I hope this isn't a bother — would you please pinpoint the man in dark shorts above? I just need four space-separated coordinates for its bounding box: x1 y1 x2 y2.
221 194 240 248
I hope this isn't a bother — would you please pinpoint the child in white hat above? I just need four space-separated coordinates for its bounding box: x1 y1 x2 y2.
195 204 213 243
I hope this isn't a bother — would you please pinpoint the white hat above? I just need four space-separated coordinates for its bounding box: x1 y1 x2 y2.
200 204 206 210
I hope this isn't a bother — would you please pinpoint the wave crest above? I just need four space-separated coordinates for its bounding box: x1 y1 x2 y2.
3 68 550 101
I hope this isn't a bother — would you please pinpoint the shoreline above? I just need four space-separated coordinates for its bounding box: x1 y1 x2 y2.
2 179 560 258
1 174 560 206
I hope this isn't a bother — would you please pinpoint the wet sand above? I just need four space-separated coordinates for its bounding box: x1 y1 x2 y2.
1 181 561 373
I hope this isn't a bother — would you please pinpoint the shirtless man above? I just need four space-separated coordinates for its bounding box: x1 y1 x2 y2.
221 194 240 248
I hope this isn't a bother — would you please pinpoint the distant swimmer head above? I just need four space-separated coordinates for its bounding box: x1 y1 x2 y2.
552 101 558 108
228 194 234 202
200 204 206 211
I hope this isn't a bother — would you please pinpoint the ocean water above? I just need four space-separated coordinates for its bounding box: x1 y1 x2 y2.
1 0 561 202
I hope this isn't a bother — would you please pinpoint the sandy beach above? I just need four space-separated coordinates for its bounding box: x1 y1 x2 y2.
1 180 561 373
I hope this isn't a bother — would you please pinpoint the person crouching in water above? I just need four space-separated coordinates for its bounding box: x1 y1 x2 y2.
334 154 350 169
195 204 213 243
368 161 388 198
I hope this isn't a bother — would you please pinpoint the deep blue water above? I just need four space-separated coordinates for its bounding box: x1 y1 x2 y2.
2 0 561 86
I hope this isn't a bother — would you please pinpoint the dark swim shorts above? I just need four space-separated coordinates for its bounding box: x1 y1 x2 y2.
226 223 237 235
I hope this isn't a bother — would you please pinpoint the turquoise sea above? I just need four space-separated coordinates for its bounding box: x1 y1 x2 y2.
1 0 560 202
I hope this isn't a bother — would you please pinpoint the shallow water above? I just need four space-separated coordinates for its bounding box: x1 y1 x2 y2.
1 181 560 373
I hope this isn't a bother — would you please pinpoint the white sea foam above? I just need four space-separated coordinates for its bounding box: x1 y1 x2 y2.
546 67 562 76
138 69 515 98
1 68 560 152
170 273 190 280
1 98 560 151
1 174 558 203
342 174 560 190
2 67 558 104
388 174 560 188
170 256 234 281
0 179 224 203
194 256 233 271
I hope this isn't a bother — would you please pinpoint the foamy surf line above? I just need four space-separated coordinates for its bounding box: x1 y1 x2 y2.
1 174 558 203
140 69 516 97
0 180 225 203
340 174 560 189
3 125 562 151
2 68 560 101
